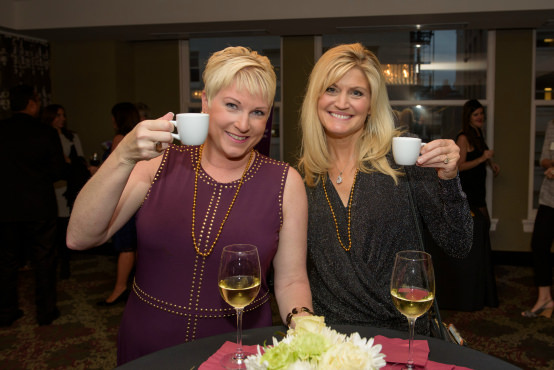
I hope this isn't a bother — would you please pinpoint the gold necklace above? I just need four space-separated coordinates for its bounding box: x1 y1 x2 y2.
321 169 358 252
191 145 254 257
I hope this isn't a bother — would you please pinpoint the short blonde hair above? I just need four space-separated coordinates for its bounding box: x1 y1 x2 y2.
298 43 402 186
203 46 276 108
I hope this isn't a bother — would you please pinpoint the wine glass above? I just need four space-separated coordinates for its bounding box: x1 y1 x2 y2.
390 250 435 370
218 244 261 369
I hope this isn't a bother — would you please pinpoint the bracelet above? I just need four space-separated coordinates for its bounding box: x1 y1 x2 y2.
286 306 314 327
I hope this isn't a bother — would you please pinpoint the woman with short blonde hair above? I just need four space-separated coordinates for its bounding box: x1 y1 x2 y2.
68 46 312 364
203 46 276 108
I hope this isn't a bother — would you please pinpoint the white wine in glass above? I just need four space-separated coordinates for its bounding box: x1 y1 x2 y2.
218 244 261 369
390 250 435 370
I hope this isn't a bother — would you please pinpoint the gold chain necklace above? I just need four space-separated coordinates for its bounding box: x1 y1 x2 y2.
191 145 254 257
321 169 358 252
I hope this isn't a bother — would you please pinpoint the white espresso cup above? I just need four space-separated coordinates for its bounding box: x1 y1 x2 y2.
170 113 209 145
392 137 424 166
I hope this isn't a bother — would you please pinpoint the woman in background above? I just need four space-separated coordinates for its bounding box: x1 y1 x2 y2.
456 99 500 222
522 118 554 318
454 99 499 310
42 104 89 279
96 102 141 306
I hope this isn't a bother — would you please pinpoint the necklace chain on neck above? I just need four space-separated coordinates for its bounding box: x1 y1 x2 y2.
336 170 344 184
335 159 354 184
321 169 358 252
191 145 254 257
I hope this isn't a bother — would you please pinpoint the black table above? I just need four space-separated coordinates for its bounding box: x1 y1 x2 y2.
117 325 520 370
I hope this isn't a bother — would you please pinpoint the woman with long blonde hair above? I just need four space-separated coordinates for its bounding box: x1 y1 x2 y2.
299 43 472 335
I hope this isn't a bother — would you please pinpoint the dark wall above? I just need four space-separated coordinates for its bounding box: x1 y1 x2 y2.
282 36 316 167
50 40 180 158
491 29 534 252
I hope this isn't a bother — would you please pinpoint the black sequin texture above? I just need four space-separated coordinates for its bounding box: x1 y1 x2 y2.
306 158 472 335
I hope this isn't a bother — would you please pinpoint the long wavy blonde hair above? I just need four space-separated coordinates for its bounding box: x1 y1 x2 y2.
298 43 402 187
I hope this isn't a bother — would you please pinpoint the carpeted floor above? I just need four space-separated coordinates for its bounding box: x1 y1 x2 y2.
441 265 554 370
0 251 123 369
0 252 552 369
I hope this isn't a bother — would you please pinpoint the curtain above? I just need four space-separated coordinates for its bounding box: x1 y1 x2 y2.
0 32 51 120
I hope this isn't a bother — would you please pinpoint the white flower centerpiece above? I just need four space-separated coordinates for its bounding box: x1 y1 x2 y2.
244 315 386 370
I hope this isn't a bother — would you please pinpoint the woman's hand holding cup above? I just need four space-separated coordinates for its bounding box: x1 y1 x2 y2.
116 112 175 165
115 112 210 165
416 139 460 180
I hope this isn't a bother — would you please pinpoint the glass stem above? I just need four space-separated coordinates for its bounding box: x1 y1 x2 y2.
406 317 416 369
235 307 245 360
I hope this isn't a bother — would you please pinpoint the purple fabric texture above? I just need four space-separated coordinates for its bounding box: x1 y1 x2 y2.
117 144 288 364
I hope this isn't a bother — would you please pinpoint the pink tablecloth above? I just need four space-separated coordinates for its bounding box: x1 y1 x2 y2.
199 342 260 370
199 338 473 370
374 336 472 370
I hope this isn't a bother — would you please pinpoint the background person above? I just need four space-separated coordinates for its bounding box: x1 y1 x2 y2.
522 118 554 318
96 102 141 306
41 104 90 279
298 43 472 335
67 46 312 364
0 85 66 326
453 99 499 309
456 99 500 221
135 102 150 121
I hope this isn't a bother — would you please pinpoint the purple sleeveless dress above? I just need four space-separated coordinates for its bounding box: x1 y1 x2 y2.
117 145 288 364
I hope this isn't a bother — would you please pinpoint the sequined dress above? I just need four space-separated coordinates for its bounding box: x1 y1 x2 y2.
306 155 473 335
117 145 288 364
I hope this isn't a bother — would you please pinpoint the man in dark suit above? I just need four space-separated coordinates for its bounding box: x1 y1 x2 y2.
0 85 66 326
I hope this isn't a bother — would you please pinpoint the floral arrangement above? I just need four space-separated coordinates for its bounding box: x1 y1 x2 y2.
244 315 386 370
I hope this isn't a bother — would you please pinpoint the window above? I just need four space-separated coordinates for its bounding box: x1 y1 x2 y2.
322 30 496 226
322 30 489 140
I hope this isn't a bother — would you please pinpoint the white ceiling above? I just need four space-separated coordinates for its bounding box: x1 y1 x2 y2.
1 0 554 42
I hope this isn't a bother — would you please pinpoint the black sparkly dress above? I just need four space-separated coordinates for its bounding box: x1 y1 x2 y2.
306 155 473 335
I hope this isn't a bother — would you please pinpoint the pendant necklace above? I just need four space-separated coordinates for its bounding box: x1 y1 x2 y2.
336 169 344 184
191 145 254 257
335 158 354 184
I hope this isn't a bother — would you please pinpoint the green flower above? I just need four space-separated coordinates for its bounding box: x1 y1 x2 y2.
244 316 386 370
260 342 299 370
290 331 330 361
260 332 330 369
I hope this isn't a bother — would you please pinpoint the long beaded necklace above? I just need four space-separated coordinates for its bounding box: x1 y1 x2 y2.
191 145 254 257
321 169 358 252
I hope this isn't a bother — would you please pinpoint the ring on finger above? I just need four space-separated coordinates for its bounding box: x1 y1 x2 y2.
154 141 163 152
443 156 449 164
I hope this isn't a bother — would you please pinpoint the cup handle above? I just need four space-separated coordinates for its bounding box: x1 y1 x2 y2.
170 120 179 141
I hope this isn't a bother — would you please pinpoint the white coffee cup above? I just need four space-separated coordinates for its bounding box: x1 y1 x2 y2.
392 137 424 166
170 113 209 145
